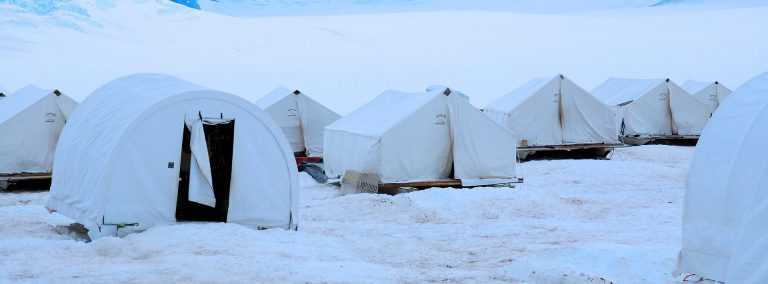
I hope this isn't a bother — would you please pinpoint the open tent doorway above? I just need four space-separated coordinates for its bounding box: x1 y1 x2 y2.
176 115 236 222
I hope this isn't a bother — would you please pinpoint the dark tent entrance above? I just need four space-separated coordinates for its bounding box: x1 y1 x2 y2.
176 115 235 222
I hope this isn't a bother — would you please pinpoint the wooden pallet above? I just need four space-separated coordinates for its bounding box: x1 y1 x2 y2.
518 143 626 161
377 178 523 195
0 173 52 191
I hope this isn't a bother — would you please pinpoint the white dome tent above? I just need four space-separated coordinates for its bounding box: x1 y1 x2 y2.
677 71 768 283
0 85 78 174
324 87 518 186
682 80 732 115
484 74 619 147
591 78 710 144
255 86 340 157
47 74 299 239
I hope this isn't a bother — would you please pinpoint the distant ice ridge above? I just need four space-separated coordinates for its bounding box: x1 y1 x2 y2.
170 0 199 9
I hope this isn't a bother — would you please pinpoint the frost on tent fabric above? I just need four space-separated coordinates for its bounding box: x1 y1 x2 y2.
0 85 78 174
46 74 299 240
677 71 768 283
255 86 340 158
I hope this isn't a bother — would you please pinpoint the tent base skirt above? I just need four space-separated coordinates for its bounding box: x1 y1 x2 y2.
518 143 626 162
0 173 52 191
621 135 699 146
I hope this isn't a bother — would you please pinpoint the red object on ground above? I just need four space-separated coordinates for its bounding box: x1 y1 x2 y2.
295 156 323 165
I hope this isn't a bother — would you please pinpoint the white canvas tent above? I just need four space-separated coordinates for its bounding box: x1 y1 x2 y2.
47 74 299 239
324 88 518 185
0 85 78 174
682 80 732 115
256 86 340 157
484 74 619 146
591 78 710 136
677 71 768 283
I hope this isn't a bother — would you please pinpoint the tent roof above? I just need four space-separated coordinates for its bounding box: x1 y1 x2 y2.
484 76 556 111
326 90 439 138
0 85 59 124
255 85 294 109
591 78 667 105
682 80 713 95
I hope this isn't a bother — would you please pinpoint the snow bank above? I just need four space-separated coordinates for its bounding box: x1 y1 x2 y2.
0 146 692 282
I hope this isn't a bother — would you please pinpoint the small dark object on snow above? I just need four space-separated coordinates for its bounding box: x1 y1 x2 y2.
298 163 328 183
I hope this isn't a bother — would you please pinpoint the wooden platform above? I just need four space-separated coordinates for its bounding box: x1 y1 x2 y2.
0 173 52 191
518 143 626 161
621 135 699 146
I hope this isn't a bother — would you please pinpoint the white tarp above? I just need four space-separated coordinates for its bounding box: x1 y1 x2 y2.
591 78 709 136
682 80 732 115
0 85 78 173
677 71 768 282
47 74 299 239
484 74 618 146
256 86 340 157
324 88 517 183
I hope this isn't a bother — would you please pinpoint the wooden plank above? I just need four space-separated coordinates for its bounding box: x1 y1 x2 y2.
378 179 463 190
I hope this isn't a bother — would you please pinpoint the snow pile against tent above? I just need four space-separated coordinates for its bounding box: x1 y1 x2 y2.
47 74 299 239
591 78 709 136
682 80 732 115
256 86 340 157
484 74 619 147
677 71 768 283
324 87 517 184
0 85 77 174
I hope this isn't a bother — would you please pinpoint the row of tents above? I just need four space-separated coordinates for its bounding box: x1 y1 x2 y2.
0 74 732 240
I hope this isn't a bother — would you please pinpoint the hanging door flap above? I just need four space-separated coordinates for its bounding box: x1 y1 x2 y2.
186 118 216 207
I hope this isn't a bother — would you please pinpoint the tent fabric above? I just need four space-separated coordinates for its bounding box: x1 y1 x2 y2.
0 85 78 173
47 73 299 239
677 71 768 282
324 88 517 183
682 80 732 115
591 78 709 136
186 118 216 207
484 74 618 146
256 86 340 157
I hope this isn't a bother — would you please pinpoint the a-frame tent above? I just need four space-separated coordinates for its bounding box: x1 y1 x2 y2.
484 74 619 147
591 78 710 137
682 80 732 115
256 86 340 157
0 85 78 174
324 87 518 185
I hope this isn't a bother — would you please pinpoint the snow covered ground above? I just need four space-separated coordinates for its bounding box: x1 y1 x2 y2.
1 0 767 114
0 145 692 283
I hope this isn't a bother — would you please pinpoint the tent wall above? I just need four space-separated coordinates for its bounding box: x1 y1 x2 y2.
677 71 768 282
296 94 340 157
560 77 620 144
448 94 517 180
484 78 561 146
379 95 451 182
617 83 672 136
261 94 304 153
668 82 710 135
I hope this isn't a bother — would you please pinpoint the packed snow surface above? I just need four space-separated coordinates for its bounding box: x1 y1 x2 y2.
0 146 691 282
1 0 767 114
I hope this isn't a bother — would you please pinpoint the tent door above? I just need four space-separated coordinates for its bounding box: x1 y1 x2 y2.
176 117 236 222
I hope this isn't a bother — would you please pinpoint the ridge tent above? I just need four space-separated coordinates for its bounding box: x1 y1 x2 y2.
591 78 710 138
47 74 299 239
682 80 732 115
484 74 619 147
0 85 77 174
323 88 518 185
677 71 768 283
255 86 340 157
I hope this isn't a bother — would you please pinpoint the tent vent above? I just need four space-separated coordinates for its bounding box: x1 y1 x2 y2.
560 74 564 79
0 93 5 97
715 81 719 85
53 90 62 96
443 88 452 96
665 78 670 82
293 90 301 95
